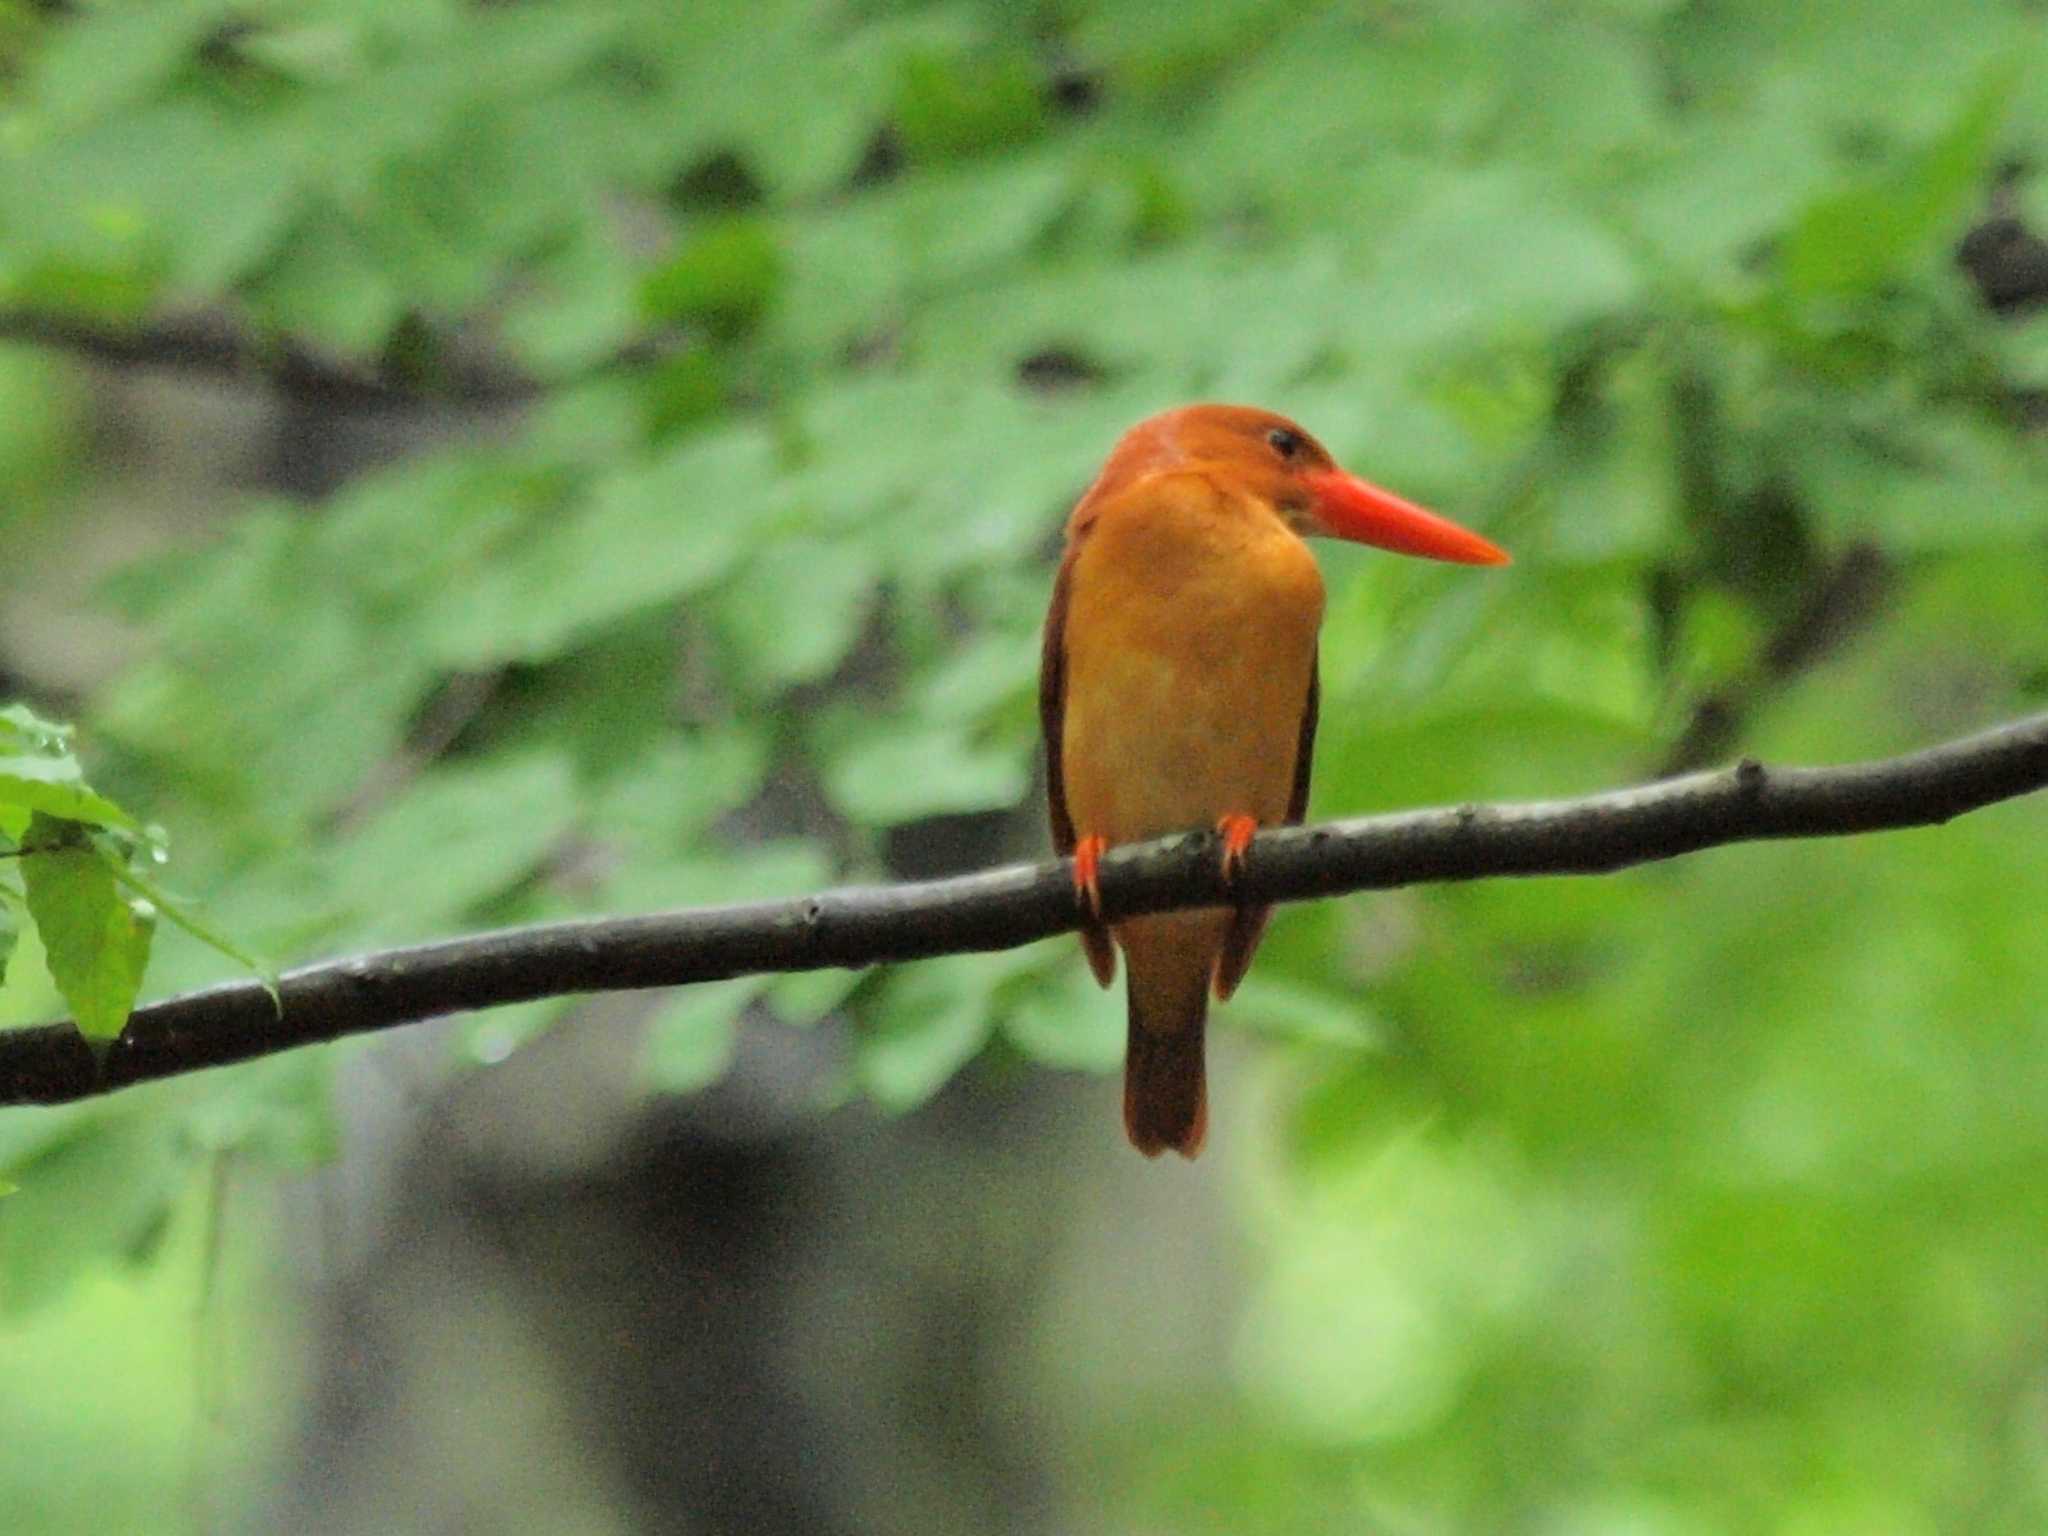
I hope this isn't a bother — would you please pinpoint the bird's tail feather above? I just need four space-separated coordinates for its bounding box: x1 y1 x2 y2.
1123 1012 1206 1157
1121 928 1210 1158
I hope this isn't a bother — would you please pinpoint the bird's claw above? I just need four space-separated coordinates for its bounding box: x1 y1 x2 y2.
1216 814 1258 884
1071 835 1107 918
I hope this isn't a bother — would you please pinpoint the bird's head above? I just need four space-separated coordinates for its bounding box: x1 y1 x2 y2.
1079 404 1510 566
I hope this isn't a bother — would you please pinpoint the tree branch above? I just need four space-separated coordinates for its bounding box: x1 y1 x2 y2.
4 710 2045 1107
0 308 545 410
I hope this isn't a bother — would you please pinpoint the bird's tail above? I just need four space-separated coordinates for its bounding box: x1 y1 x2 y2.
1119 914 1215 1159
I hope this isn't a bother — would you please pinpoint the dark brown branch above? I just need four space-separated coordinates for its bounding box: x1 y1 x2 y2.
4 710 2046 1107
0 308 544 410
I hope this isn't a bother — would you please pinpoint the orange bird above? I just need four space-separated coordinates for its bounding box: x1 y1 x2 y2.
1040 405 1509 1158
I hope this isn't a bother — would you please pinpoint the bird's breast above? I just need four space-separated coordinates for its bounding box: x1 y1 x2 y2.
1060 489 1323 845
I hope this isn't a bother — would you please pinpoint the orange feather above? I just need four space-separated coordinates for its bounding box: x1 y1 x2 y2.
1042 404 1508 1159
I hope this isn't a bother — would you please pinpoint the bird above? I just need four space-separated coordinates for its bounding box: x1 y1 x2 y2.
1040 404 1509 1158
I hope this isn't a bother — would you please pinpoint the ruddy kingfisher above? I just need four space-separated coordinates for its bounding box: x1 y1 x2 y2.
1040 405 1509 1157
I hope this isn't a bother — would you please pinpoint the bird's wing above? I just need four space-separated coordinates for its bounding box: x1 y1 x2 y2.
1041 542 1117 987
1213 657 1317 1000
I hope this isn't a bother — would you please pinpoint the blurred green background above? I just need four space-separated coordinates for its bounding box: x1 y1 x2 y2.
4 0 2048 1531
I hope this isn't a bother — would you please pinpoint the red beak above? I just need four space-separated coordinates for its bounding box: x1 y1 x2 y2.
1303 469 1510 566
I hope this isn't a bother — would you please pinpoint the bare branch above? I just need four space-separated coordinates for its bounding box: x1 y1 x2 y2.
4 710 2045 1107
0 308 543 410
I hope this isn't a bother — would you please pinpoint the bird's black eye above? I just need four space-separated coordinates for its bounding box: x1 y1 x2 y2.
1266 426 1304 460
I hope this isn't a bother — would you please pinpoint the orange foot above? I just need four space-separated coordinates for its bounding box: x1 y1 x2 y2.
1071 835 1107 918
1216 814 1259 883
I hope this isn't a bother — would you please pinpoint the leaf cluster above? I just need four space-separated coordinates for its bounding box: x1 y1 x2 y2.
0 702 264 1046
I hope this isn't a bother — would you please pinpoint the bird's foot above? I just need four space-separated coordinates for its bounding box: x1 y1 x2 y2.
1071 835 1107 918
1216 814 1259 884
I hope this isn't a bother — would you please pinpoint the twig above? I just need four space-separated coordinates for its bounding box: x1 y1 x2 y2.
1659 543 1894 777
3 710 2045 1107
330 670 504 833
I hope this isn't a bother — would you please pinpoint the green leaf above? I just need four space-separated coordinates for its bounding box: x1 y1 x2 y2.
772 156 1078 356
768 967 863 1027
1228 978 1382 1049
21 840 153 1041
857 954 1010 1110
1003 959 1123 1073
1799 410 2048 551
1626 114 1837 279
0 704 135 832
232 20 368 83
716 536 881 692
0 885 18 989
1671 588 1771 698
1347 172 1643 363
906 634 1038 724
642 5 897 198
247 206 406 355
589 727 772 849
105 857 277 1007
181 1053 339 1168
1481 17 1663 165
892 48 1049 165
26 0 225 126
603 839 832 918
326 754 579 940
0 761 135 833
0 1103 186 1314
501 220 642 374
1995 309 2048 391
0 704 73 745
415 426 772 666
1781 64 2017 296
0 346 86 500
643 977 762 1093
641 216 783 339
1529 347 1680 564
460 997 573 1067
824 722 1031 825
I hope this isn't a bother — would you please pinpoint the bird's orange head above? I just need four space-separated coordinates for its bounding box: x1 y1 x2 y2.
1072 403 1509 566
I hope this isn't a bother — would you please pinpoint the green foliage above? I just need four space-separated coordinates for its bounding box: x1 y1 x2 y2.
2 0 2048 1529
1781 64 2018 298
0 706 132 833
0 706 265 1042
1 713 153 1039
20 833 152 1043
